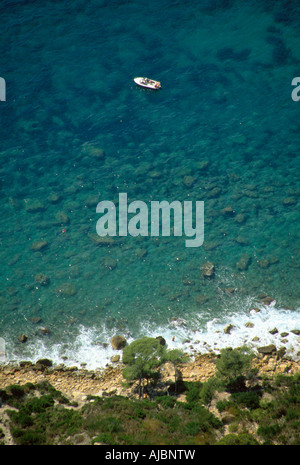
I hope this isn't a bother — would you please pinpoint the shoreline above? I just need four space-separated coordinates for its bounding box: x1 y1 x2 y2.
1 349 299 404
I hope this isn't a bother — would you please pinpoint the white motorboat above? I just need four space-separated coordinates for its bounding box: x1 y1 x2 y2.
134 77 161 89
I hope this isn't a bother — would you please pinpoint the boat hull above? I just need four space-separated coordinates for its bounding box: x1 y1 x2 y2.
134 77 161 89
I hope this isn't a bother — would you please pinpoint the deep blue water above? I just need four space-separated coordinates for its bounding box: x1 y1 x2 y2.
0 0 299 367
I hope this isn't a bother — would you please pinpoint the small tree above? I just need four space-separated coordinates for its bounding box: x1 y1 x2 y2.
164 349 190 394
215 347 254 392
122 337 166 398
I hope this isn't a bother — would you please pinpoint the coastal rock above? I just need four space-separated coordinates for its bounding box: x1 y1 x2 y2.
234 213 246 224
18 334 28 343
195 294 209 304
103 256 117 270
81 142 105 160
197 159 210 171
257 344 277 355
47 193 61 204
206 187 222 199
55 211 70 224
282 197 297 206
36 358 53 368
110 335 127 350
236 253 251 271
221 206 235 216
24 198 46 213
291 329 300 336
260 296 274 306
57 283 77 297
34 273 50 286
224 324 235 334
39 327 50 335
201 261 215 277
269 328 278 335
88 234 115 246
111 355 120 363
31 241 48 251
183 175 196 188
245 322 254 328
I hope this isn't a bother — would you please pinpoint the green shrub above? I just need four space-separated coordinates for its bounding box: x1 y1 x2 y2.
7 409 33 428
11 428 46 445
93 433 115 445
216 433 259 445
199 378 219 404
185 382 202 403
156 395 177 409
216 400 231 413
25 394 55 413
257 424 281 440
7 385 25 398
230 391 261 410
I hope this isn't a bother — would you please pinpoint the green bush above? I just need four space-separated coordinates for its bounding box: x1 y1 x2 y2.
7 409 33 428
257 424 281 440
156 395 177 409
93 433 115 445
216 433 259 445
25 394 55 413
230 391 261 410
185 382 202 403
199 378 219 404
11 428 46 445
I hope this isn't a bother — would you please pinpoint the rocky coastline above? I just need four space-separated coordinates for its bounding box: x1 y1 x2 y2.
0 345 299 406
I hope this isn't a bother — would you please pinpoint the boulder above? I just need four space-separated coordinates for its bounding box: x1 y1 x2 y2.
81 142 105 159
236 253 251 271
55 211 70 224
34 273 50 286
183 175 196 188
110 335 127 350
221 206 235 216
201 261 215 277
291 329 300 336
36 358 53 368
257 344 277 355
18 334 28 343
31 241 48 251
57 283 77 297
224 324 235 334
111 355 120 363
24 198 46 213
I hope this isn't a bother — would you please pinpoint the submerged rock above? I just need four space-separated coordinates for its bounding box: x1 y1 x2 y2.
47 193 61 204
81 142 105 159
236 253 251 271
34 273 50 286
18 334 28 343
221 206 235 216
183 175 196 188
55 211 70 224
24 198 46 212
201 261 215 277
31 241 48 251
57 283 77 297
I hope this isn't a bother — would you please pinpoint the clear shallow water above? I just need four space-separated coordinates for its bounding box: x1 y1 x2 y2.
0 0 299 367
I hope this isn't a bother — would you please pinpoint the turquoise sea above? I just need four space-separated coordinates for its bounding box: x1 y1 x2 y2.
1 0 299 368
